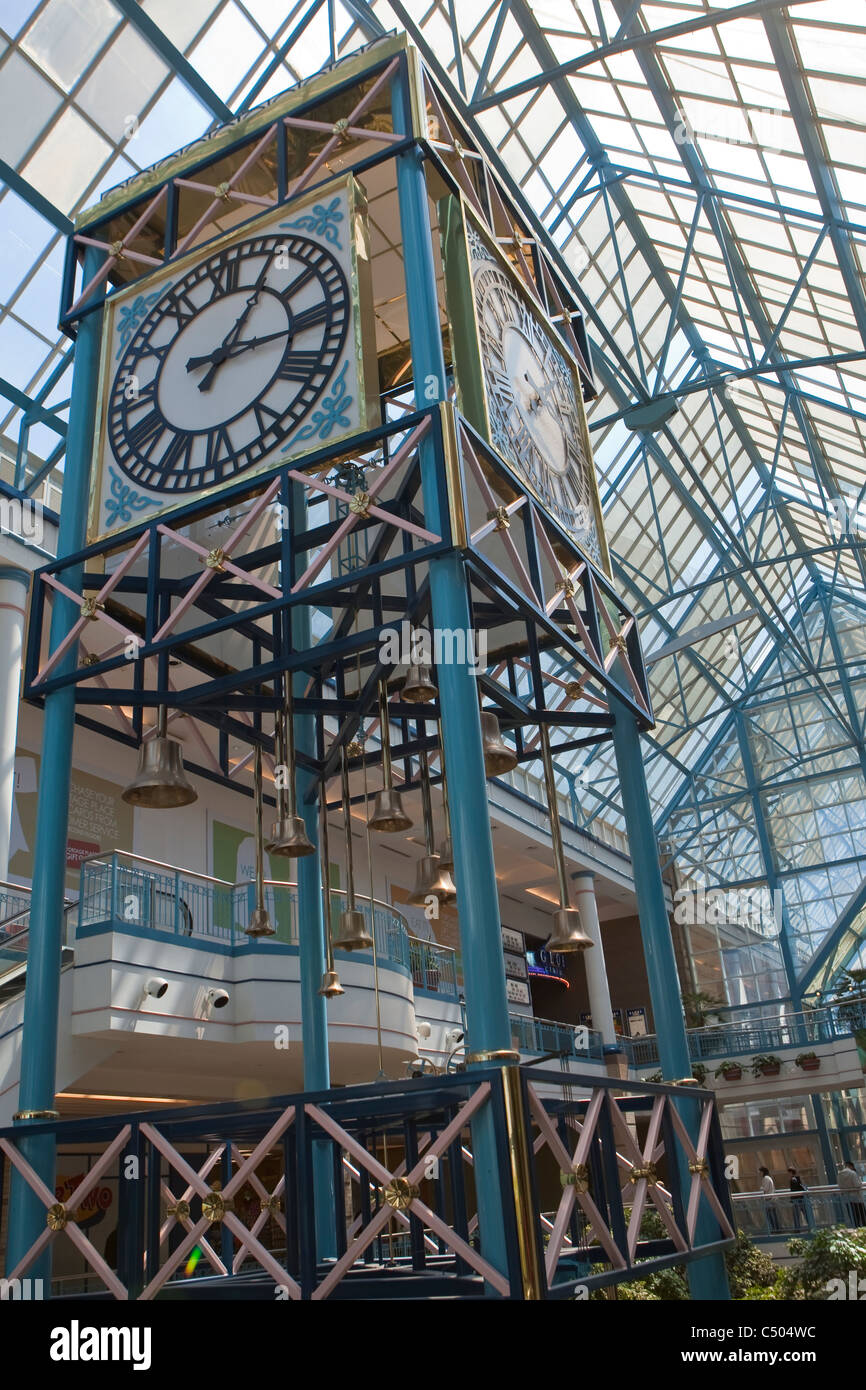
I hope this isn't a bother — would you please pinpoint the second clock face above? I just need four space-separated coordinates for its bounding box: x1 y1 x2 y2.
468 227 603 568
109 230 349 494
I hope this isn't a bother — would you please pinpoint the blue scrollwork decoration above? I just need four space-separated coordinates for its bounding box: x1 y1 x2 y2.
281 197 343 249
115 291 161 358
104 467 152 527
288 362 353 446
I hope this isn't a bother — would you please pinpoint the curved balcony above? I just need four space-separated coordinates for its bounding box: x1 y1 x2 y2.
63 851 461 1096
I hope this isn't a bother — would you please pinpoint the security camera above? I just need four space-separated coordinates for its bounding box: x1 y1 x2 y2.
206 987 230 1010
144 977 169 999
445 1028 464 1046
416 1021 432 1040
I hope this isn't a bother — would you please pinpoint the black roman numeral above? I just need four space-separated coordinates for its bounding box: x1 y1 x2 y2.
127 409 165 453
205 426 234 476
276 350 322 382
160 432 193 473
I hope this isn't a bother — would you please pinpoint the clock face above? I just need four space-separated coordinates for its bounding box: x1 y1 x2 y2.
90 178 378 542
468 227 603 568
109 231 349 494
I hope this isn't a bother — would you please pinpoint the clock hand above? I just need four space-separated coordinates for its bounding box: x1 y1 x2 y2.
196 257 273 392
186 326 294 373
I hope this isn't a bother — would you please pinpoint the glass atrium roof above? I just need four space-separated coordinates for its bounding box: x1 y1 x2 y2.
1 0 864 851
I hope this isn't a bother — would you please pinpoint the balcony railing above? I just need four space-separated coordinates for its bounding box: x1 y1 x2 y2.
625 1006 856 1068
509 1012 604 1060
731 1186 865 1240
76 850 458 995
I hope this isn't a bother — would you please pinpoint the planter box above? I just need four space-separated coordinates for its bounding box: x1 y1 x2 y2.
758 1065 781 1077
797 1060 821 1072
720 1068 742 1081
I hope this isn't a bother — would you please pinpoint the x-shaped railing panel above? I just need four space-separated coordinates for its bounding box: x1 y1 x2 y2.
139 1107 298 1300
0 1126 131 1298
306 1084 510 1299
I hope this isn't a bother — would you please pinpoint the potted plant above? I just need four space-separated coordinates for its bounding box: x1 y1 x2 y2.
691 1063 707 1086
751 1054 782 1077
714 1060 743 1081
795 1051 821 1072
681 991 723 1029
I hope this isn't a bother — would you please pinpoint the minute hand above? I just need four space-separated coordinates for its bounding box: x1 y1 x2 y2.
186 328 294 372
196 259 271 391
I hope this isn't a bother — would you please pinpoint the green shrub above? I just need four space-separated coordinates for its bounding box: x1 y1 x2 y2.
779 1225 866 1300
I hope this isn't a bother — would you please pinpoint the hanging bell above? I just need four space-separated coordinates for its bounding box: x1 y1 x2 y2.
401 664 438 704
437 835 454 873
122 732 198 808
480 712 518 777
265 814 315 858
545 906 593 953
408 853 456 905
319 969 345 998
247 904 276 937
332 907 374 952
367 786 412 833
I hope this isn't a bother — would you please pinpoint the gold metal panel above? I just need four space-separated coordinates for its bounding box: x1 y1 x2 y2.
75 34 413 231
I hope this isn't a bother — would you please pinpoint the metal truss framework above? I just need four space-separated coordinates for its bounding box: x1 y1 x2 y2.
1 1 864 982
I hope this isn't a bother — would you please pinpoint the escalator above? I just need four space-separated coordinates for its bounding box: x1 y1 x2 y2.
0 899 75 1007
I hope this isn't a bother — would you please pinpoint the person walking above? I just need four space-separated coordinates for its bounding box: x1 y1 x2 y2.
787 1166 808 1230
759 1166 779 1232
837 1161 866 1227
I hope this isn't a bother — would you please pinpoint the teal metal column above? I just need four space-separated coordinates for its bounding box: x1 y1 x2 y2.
6 250 102 1275
735 712 801 1008
392 74 512 1286
291 478 335 1258
610 692 730 1300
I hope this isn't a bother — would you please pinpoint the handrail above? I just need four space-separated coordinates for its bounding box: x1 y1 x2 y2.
79 851 410 928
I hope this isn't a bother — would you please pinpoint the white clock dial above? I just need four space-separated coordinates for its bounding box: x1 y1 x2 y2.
109 230 349 494
468 229 602 566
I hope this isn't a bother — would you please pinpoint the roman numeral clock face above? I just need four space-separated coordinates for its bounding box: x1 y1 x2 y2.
91 185 375 540
470 236 603 569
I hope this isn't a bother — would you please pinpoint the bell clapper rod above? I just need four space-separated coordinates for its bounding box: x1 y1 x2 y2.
539 723 569 910
254 744 267 919
341 744 357 915
274 693 287 822
360 663 385 1079
284 681 299 820
318 782 343 996
379 678 395 793
419 746 435 856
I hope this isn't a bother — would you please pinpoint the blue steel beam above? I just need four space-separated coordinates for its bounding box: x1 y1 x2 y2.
110 0 233 124
468 0 819 112
0 160 72 235
764 12 866 351
605 0 866 595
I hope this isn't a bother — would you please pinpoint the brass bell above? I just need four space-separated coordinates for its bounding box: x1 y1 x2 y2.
545 906 593 953
437 835 454 873
319 969 345 998
369 680 413 832
265 814 315 858
247 905 276 937
367 786 412 833
408 853 456 905
480 711 518 777
122 709 197 808
401 664 437 704
332 907 374 952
